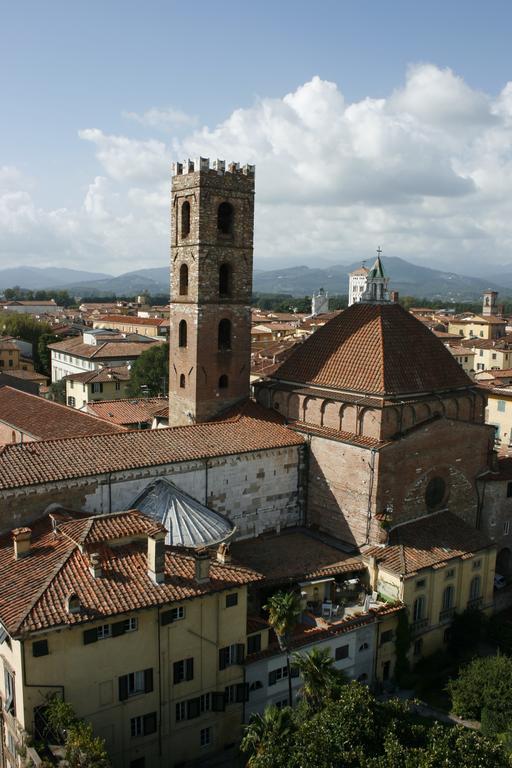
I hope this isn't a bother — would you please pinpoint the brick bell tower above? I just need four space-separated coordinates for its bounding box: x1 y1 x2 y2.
168 158 255 426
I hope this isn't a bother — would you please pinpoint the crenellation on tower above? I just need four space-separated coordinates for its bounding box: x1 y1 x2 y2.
171 157 255 177
169 158 255 426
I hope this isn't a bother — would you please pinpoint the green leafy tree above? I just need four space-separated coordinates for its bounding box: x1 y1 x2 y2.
447 608 485 659
447 653 512 724
241 706 295 768
241 682 511 768
37 333 61 375
263 591 301 706
41 695 110 767
128 342 169 397
292 646 346 711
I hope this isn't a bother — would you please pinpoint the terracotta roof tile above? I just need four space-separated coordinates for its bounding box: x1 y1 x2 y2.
362 512 492 577
0 387 125 441
65 366 131 384
87 397 168 425
48 336 161 360
272 303 472 396
0 511 260 635
0 401 304 490
95 315 166 327
230 527 363 585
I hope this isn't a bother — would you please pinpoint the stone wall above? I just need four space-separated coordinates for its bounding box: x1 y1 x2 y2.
0 445 303 540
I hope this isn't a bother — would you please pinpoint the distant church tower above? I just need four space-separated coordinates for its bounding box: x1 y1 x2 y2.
348 265 369 306
360 250 390 303
168 158 255 426
482 290 498 317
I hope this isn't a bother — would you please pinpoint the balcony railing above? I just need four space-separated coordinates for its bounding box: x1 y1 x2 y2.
439 607 456 624
411 617 429 635
467 597 483 610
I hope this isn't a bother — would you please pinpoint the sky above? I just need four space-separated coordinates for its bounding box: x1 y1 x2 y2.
1 0 512 276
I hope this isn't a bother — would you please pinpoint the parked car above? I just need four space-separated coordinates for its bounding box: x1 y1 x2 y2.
494 574 507 589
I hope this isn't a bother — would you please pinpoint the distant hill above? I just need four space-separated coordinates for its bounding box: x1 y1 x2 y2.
60 268 169 297
1 259 508 300
0 266 111 291
252 257 506 300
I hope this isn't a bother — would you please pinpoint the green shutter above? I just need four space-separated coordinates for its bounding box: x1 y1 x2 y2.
143 712 157 735
186 658 194 681
268 670 277 686
187 698 200 719
219 648 227 671
111 621 126 637
236 643 245 664
236 683 249 703
161 610 173 626
211 692 226 712
119 675 128 701
83 628 98 645
144 668 153 693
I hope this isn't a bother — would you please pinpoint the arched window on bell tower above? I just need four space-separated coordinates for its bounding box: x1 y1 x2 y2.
217 202 234 236
218 374 229 389
181 201 190 238
218 319 231 351
179 374 186 388
179 264 189 296
219 263 232 297
179 320 187 348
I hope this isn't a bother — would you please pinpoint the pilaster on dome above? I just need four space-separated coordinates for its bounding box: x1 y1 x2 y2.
360 248 390 304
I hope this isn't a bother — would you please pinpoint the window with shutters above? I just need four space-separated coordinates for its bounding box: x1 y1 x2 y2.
160 606 185 625
173 658 194 684
225 593 238 608
247 633 261 655
97 624 111 640
130 712 157 738
200 727 211 747
4 668 15 716
119 668 153 700
218 643 244 670
124 617 138 632
175 694 210 722
268 665 299 686
224 683 249 704
380 630 393 645
32 640 49 657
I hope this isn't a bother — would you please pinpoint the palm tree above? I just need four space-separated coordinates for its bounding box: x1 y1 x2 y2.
292 646 347 711
241 705 294 767
264 591 301 706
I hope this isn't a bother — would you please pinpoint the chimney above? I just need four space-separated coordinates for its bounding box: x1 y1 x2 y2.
12 527 31 560
89 552 102 578
195 548 210 584
216 542 231 565
147 529 166 584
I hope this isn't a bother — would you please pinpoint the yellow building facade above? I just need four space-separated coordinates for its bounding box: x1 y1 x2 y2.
0 512 259 768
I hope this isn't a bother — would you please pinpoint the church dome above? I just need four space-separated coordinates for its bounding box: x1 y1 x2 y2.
272 302 472 396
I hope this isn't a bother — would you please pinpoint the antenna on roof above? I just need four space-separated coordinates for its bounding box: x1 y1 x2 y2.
376 246 383 258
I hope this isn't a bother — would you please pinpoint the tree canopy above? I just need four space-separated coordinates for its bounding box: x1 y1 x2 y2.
242 682 511 768
127 342 169 397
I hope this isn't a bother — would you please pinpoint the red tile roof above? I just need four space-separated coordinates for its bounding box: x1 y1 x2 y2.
230 527 363 585
48 336 161 360
0 401 304 490
0 510 260 635
272 303 473 396
87 397 168 425
65 366 131 384
0 387 126 441
362 512 492 577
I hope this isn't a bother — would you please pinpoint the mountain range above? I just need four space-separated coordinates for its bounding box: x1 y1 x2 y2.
1 258 511 300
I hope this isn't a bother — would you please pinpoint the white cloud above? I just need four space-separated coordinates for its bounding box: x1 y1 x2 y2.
123 106 197 130
1 65 512 276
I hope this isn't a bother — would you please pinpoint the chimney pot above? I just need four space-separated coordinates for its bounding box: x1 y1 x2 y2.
195 548 210 584
12 527 31 560
147 529 166 584
216 542 231 565
89 551 102 578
